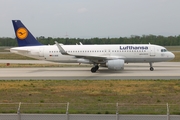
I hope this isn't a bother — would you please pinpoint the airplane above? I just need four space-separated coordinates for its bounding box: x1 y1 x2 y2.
10 20 175 73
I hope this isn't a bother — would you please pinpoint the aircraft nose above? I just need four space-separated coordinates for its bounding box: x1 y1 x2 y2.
170 52 175 59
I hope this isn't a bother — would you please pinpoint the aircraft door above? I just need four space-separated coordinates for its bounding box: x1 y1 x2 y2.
39 47 44 57
150 46 155 56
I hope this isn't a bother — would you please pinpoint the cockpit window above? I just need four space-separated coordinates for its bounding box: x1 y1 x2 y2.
161 49 167 52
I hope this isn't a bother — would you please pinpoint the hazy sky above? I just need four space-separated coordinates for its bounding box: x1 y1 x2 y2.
1 0 180 38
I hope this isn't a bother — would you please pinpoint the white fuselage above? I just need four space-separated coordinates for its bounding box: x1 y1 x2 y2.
10 44 175 64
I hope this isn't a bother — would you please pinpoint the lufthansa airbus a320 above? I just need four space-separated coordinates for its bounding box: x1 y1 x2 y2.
10 20 175 73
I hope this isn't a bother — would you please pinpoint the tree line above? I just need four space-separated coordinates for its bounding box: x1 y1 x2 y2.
0 35 180 46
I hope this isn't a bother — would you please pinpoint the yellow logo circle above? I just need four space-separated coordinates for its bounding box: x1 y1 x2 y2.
16 28 28 40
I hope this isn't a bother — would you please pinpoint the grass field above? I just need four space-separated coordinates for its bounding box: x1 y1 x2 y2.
165 46 180 51
0 80 180 114
0 47 10 52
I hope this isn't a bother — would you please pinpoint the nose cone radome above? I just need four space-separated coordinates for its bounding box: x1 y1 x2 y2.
169 52 175 60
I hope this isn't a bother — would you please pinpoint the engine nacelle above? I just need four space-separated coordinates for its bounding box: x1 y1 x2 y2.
106 59 124 70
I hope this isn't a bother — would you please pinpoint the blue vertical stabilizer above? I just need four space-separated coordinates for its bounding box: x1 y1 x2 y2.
12 20 42 46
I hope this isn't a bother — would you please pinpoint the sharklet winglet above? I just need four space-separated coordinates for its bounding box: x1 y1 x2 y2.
55 41 69 55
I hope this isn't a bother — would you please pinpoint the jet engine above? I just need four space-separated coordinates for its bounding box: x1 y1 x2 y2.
106 59 124 70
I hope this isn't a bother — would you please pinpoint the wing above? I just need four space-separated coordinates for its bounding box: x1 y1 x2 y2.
55 41 126 63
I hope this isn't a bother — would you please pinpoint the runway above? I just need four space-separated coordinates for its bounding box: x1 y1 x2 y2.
0 61 179 80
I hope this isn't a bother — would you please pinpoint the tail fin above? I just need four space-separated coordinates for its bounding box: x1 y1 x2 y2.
12 20 42 47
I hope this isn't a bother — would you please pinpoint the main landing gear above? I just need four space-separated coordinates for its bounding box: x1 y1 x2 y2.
149 62 154 71
91 65 99 73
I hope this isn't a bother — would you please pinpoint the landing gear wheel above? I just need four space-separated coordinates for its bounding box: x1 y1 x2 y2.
150 67 154 71
91 67 97 73
91 65 99 73
149 62 154 71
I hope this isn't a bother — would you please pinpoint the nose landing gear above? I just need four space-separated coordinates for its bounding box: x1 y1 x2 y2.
149 62 154 71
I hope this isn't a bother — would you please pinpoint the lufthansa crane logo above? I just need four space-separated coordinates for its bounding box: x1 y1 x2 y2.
16 27 28 40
